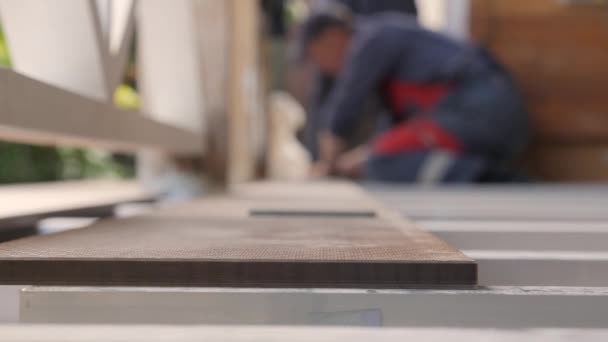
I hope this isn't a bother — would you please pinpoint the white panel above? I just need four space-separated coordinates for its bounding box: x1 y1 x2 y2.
416 0 446 32
445 0 471 40
96 0 112 39
0 0 110 101
415 0 470 40
137 0 204 132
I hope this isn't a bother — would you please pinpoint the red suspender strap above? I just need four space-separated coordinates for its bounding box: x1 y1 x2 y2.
386 81 452 114
373 119 463 155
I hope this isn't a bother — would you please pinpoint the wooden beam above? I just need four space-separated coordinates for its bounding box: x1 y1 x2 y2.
1 326 607 342
420 220 608 251
194 0 231 187
226 0 266 183
367 184 608 220
0 69 202 154
470 250 608 287
0 180 154 232
0 286 18 323
18 286 608 328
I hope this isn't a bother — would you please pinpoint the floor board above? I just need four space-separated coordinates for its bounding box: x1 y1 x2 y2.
0 182 475 288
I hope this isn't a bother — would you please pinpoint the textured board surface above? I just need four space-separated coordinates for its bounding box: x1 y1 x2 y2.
0 182 475 288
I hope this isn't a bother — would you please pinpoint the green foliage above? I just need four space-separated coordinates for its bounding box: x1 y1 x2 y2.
0 28 11 67
0 142 62 184
0 142 135 184
58 148 135 180
0 27 136 184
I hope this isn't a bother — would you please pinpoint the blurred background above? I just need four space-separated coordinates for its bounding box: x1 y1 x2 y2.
0 0 607 189
1 0 608 333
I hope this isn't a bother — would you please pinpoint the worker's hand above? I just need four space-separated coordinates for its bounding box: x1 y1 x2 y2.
319 131 346 166
334 146 370 179
309 160 332 179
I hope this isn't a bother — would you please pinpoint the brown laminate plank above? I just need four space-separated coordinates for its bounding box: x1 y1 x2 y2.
0 183 476 288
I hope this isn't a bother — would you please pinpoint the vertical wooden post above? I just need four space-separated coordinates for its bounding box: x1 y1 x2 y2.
225 0 267 184
194 0 268 189
194 0 230 189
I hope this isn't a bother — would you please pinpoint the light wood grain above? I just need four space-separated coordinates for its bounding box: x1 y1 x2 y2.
226 0 266 183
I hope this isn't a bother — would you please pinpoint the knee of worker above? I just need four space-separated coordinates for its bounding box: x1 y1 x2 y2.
366 151 486 184
454 110 529 160
435 79 530 159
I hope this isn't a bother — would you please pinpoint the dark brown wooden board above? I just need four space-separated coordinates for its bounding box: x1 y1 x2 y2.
0 183 476 288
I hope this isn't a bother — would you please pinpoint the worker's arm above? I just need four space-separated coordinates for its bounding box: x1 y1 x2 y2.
334 144 371 179
319 28 406 165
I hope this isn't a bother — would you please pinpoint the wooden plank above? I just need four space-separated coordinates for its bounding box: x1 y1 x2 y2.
2 326 607 342
532 100 608 142
194 0 230 186
470 250 608 287
421 220 608 251
0 68 202 154
0 286 18 323
473 14 608 47
471 0 607 18
0 183 476 288
367 184 608 220
226 0 267 183
0 180 154 232
18 286 608 328
470 0 608 150
525 144 608 181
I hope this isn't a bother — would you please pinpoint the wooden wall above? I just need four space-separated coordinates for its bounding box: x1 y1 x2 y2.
471 0 608 181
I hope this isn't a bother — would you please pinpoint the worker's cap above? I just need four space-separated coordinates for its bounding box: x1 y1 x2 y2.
297 11 351 61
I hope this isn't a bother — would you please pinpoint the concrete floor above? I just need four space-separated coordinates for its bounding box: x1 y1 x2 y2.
0 286 19 323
